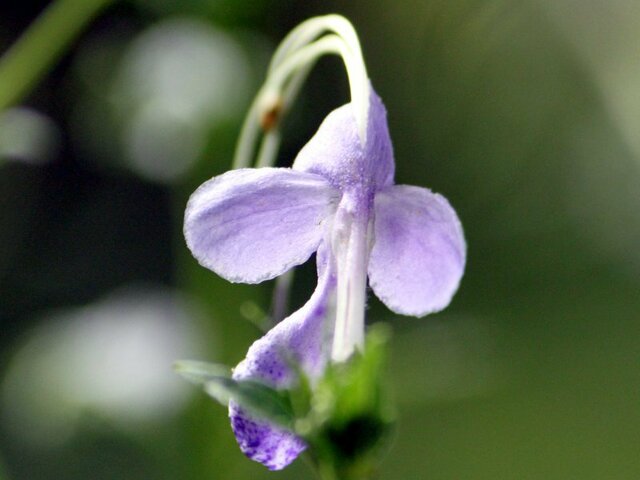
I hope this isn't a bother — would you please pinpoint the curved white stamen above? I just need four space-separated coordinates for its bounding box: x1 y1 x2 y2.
269 15 365 79
264 34 368 144
272 15 368 138
233 15 370 169
232 94 262 169
256 129 281 168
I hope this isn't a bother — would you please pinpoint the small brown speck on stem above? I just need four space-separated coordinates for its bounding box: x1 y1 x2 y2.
260 98 283 131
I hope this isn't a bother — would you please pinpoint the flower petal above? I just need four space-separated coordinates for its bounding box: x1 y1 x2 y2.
184 168 339 283
368 185 466 317
229 243 336 470
292 86 395 192
229 406 304 470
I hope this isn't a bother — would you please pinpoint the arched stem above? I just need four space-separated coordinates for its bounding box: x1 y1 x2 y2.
232 15 370 170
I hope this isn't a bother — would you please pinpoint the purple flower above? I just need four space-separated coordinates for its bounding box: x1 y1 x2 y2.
184 87 466 469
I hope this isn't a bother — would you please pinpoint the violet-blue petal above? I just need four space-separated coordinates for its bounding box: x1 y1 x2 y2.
368 185 466 317
292 86 395 193
229 244 336 470
184 168 339 284
228 406 304 471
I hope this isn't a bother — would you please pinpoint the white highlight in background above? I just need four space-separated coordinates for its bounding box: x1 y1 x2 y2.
1 285 209 448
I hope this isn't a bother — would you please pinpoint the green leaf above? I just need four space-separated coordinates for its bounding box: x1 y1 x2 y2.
174 360 295 430
174 360 231 386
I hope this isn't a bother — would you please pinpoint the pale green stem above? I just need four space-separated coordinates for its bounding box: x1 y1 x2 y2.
318 464 337 480
0 0 114 111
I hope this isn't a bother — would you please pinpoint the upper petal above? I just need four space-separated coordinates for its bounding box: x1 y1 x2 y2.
292 85 395 193
184 168 339 283
230 243 336 470
368 185 466 317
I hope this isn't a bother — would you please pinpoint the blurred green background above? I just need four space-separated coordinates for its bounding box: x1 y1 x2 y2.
1 0 639 479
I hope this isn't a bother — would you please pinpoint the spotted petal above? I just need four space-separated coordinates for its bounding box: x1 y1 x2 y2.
184 168 339 283
230 244 336 470
368 185 466 317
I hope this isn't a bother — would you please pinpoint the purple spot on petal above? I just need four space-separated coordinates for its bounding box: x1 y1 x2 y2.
230 404 306 470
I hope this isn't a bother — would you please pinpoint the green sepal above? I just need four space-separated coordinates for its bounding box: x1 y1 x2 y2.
300 324 396 478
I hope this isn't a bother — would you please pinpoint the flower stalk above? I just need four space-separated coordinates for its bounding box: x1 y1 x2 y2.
0 0 114 112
